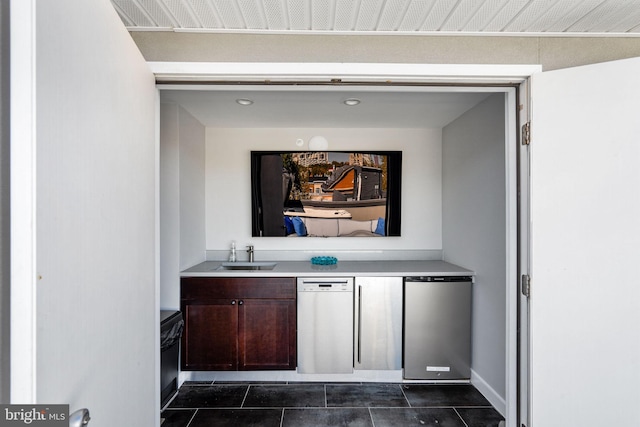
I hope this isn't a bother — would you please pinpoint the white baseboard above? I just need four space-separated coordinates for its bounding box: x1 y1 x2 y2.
179 370 405 385
178 369 473 386
471 369 506 417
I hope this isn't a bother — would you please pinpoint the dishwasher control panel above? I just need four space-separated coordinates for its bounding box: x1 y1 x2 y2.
297 278 353 292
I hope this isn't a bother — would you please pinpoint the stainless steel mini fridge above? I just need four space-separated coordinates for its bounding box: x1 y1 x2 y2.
403 276 472 380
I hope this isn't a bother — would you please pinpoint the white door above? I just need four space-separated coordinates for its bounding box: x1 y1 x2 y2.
529 57 640 426
11 0 158 426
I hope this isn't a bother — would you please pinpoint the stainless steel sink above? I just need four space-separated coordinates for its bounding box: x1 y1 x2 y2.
215 262 277 271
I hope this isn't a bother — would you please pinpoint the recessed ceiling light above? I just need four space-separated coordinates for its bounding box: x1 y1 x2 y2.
236 98 254 106
343 98 361 106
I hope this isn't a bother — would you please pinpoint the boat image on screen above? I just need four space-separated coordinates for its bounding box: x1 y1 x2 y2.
251 151 402 237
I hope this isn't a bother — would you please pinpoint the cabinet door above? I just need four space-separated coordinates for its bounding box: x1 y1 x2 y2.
182 301 238 370
354 277 402 370
238 299 296 370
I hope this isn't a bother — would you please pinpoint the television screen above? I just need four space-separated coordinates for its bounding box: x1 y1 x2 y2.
251 151 401 237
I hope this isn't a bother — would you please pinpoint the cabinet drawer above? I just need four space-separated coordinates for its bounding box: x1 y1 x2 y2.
181 277 296 300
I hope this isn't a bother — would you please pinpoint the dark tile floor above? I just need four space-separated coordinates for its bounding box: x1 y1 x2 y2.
162 382 504 427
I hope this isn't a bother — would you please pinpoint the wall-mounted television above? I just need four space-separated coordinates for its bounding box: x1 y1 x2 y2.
251 151 402 237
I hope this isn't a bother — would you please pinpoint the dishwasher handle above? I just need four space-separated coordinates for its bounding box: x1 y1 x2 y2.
299 279 351 285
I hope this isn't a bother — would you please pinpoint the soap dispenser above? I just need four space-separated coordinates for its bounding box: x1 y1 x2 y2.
228 241 237 262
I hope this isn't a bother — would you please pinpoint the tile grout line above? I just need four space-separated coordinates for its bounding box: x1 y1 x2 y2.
240 384 251 408
455 405 494 408
368 407 377 427
398 384 412 408
184 408 198 427
453 407 470 427
324 384 328 408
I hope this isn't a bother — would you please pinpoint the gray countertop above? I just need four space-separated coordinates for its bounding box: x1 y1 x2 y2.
181 260 474 278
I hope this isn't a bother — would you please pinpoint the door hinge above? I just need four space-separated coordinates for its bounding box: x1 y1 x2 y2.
521 274 531 298
521 122 531 146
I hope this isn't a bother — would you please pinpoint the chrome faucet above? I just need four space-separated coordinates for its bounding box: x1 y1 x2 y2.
246 245 254 262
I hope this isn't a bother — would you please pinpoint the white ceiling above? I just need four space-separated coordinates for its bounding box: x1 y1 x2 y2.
161 88 493 128
112 0 640 35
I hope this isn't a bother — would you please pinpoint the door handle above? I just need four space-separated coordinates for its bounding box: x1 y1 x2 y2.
357 285 362 364
231 300 236 305
239 300 244 305
69 408 90 426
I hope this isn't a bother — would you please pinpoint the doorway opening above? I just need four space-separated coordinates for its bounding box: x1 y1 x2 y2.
157 80 524 426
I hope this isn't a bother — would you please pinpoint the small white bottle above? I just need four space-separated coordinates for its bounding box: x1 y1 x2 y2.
228 241 237 262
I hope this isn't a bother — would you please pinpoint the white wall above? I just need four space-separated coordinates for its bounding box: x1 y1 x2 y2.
442 94 507 409
205 127 442 258
0 0 9 403
31 0 157 425
160 104 205 309
179 108 206 270
160 104 181 309
159 103 180 310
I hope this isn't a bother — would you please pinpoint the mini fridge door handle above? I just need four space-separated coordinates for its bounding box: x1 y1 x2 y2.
357 285 362 364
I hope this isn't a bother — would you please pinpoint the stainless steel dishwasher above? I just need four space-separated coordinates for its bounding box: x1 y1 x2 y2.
297 278 354 374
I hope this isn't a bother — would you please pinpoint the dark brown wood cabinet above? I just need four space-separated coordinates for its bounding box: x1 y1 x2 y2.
180 277 296 371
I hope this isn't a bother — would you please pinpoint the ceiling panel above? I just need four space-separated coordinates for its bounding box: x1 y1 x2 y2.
335 0 359 31
264 0 287 30
114 0 153 27
420 0 458 30
211 0 239 28
503 0 559 32
111 0 640 34
164 0 199 27
289 0 310 30
311 0 332 30
238 0 266 29
138 0 175 26
576 2 640 32
187 0 222 27
441 0 485 32
355 0 384 31
482 0 529 32
398 0 434 31
542 0 598 31
377 0 410 31
160 89 492 129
